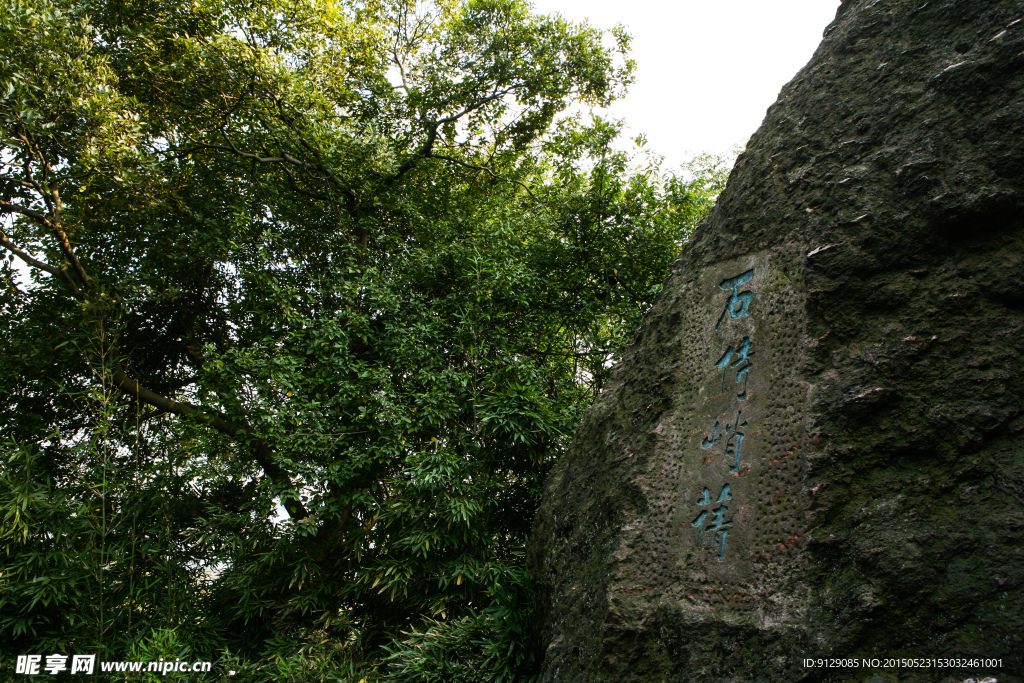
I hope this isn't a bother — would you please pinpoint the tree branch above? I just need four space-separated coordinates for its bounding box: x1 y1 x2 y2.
0 229 81 297
49 224 91 292
383 84 530 187
0 174 43 192
282 166 336 202
0 200 52 227
434 84 527 126
177 142 309 168
608 271 650 306
429 154 535 198
386 124 439 185
1 151 91 292
112 369 311 520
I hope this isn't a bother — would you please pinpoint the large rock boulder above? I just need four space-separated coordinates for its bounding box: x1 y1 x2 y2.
528 1 1024 681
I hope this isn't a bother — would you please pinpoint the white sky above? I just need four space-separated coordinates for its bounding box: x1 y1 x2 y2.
530 0 842 169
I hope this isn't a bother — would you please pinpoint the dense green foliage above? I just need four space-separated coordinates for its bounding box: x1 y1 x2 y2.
0 0 728 679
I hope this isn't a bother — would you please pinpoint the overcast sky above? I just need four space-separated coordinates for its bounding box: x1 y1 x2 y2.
529 0 843 169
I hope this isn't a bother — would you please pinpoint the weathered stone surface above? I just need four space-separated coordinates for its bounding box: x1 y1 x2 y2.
528 1 1024 681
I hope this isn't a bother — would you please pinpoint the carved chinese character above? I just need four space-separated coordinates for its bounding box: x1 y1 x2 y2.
716 336 754 399
700 420 722 449
715 269 754 329
700 411 747 473
691 484 733 561
724 410 748 473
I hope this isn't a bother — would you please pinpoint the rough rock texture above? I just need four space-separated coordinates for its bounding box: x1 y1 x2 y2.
528 1 1024 681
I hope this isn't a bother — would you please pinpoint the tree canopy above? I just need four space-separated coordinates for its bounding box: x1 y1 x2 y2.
0 0 728 678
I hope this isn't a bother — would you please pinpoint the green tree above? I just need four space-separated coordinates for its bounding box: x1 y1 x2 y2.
0 0 728 679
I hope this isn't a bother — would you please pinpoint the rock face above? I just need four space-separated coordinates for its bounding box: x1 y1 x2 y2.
528 1 1024 681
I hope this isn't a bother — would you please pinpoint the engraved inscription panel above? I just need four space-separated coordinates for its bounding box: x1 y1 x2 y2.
606 250 809 614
